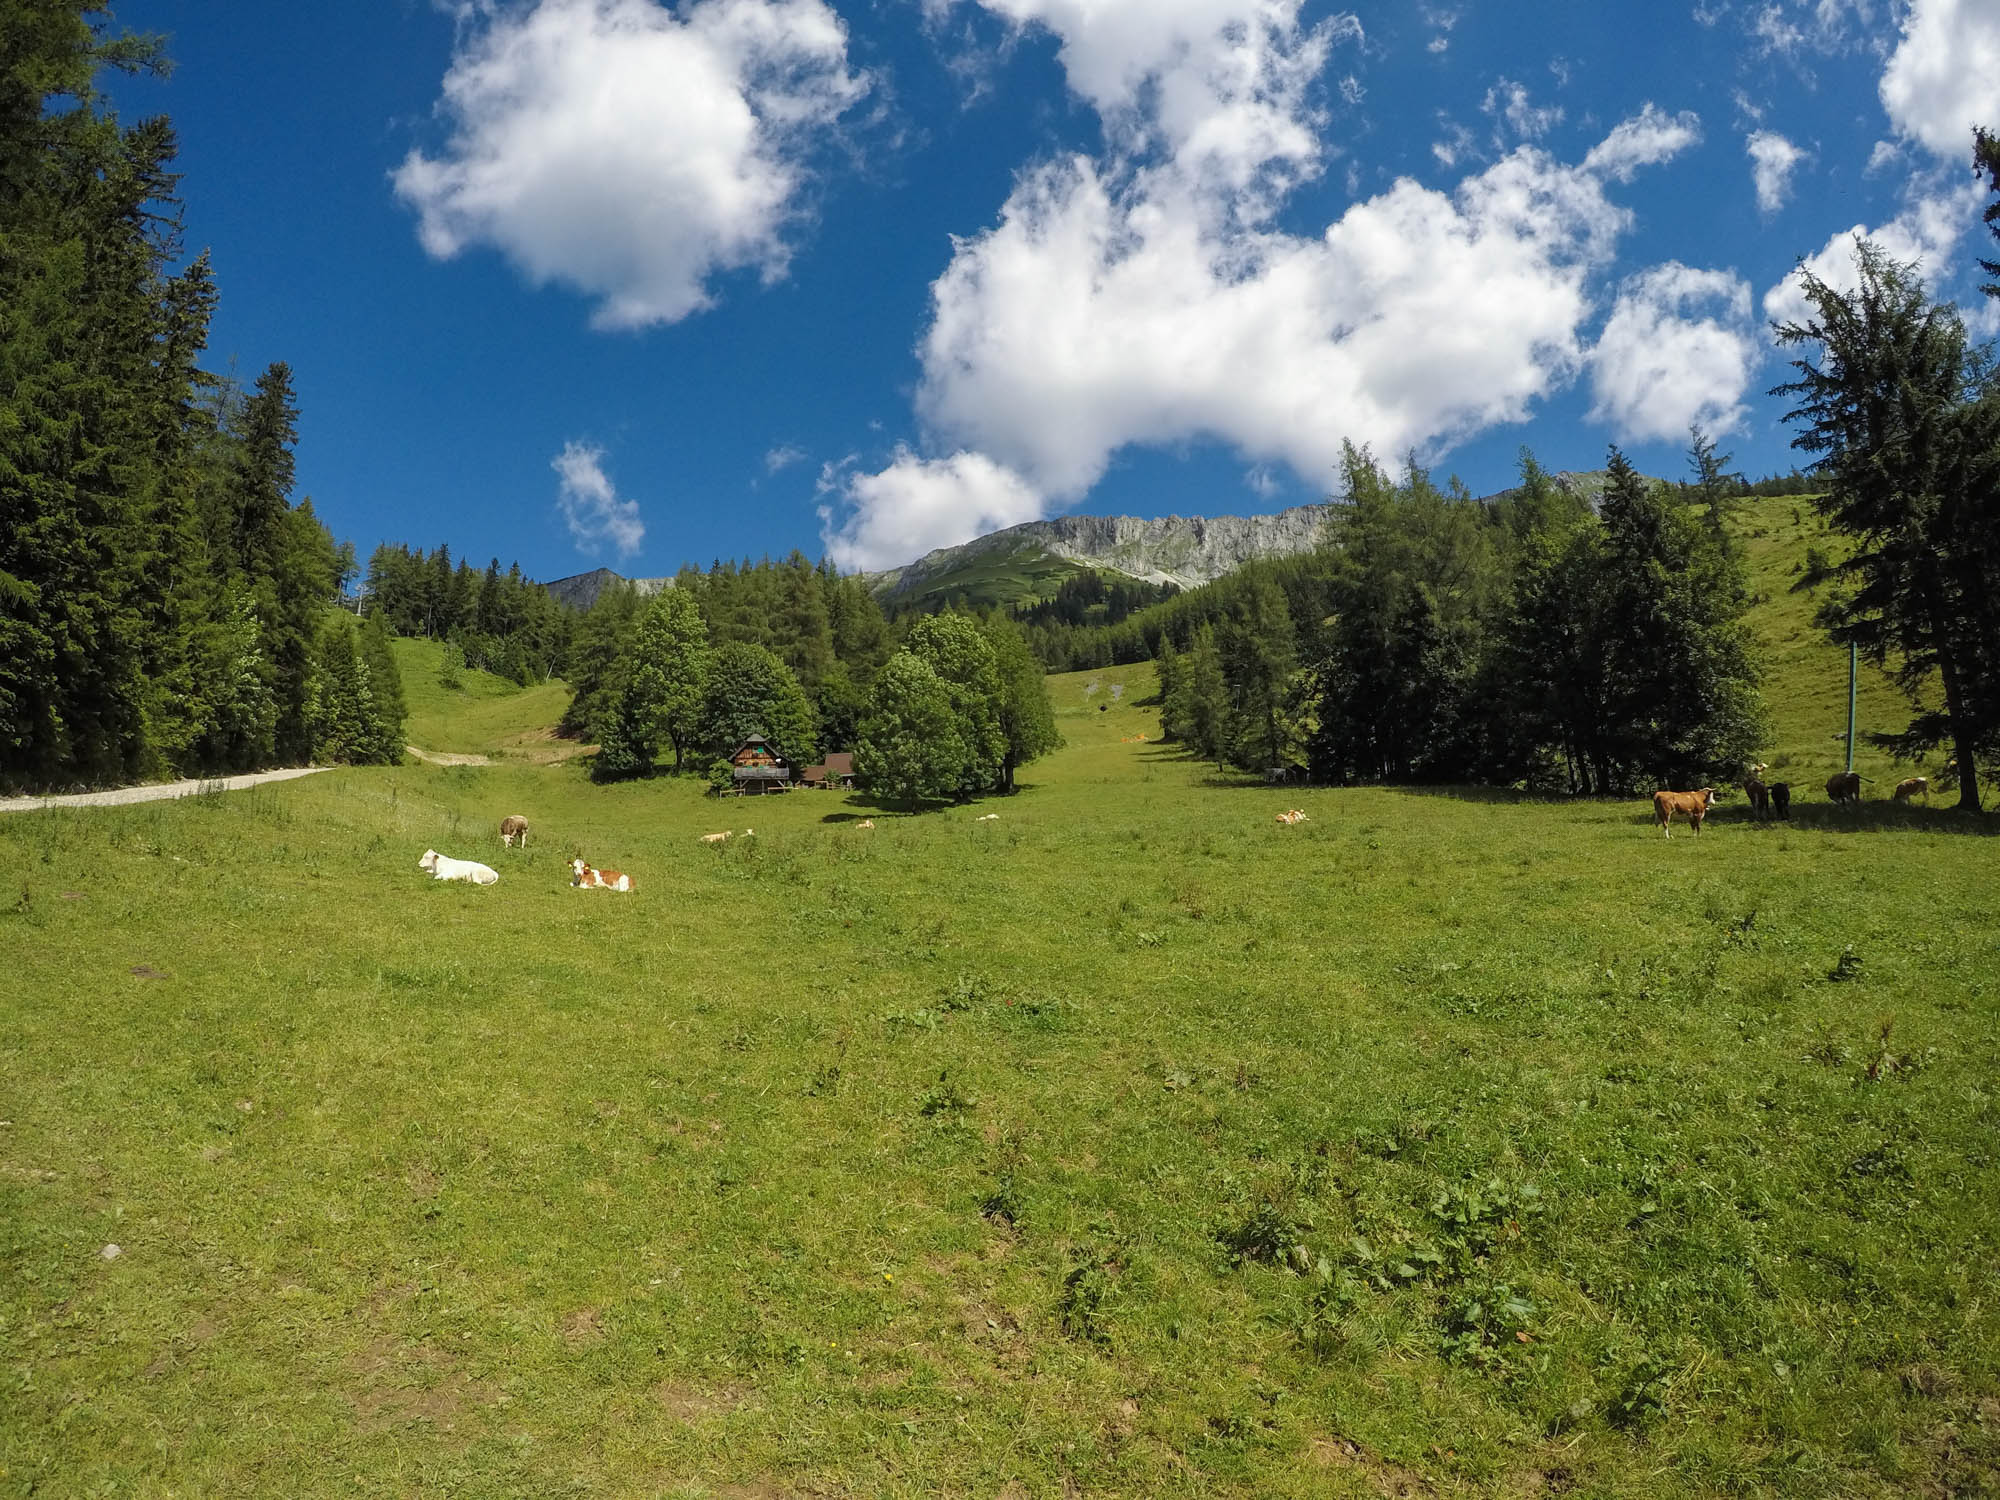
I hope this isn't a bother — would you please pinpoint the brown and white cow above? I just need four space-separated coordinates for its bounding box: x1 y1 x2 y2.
1653 788 1717 838
570 858 634 892
500 815 530 848
1893 776 1929 802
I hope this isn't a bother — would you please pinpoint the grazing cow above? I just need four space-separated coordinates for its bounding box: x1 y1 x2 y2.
499 815 530 849
1893 776 1929 802
1744 777 1770 821
1652 788 1717 838
698 831 729 844
419 849 499 885
856 819 874 829
1275 809 1310 825
1770 782 1791 820
1826 771 1866 804
570 858 634 892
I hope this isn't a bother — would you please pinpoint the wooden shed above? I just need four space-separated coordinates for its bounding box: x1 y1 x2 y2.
801 752 856 789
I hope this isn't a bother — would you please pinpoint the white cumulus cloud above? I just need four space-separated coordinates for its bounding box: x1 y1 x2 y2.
1588 263 1758 443
829 5 1711 574
1878 0 2000 161
395 0 867 329
1747 130 1808 212
1483 79 1563 143
1582 103 1703 182
1761 177 1984 330
818 448 1046 572
553 442 645 557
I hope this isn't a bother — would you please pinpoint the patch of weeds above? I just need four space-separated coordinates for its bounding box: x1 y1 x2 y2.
1862 1016 1928 1081
1608 1351 1675 1430
1803 1030 1850 1067
882 1007 943 1031
1218 1200 1316 1271
1135 930 1165 948
1828 946 1864 983
941 972 993 1011
1057 1235 1126 1346
1001 992 1079 1031
1439 1282 1538 1369
1722 909 1760 950
980 1170 1023 1227
1352 1114 1438 1162
805 1061 842 1098
917 1071 971 1119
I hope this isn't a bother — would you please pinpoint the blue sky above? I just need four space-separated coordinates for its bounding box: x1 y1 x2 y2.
111 0 1999 580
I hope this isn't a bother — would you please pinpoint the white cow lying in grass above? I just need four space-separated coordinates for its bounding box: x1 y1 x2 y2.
419 849 499 885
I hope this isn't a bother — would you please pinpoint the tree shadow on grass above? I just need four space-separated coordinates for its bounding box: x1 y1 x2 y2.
1711 801 1999 836
818 787 1024 822
1383 784 1575 806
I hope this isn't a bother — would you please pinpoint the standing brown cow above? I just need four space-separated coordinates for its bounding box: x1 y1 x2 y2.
1653 788 1717 838
1825 771 1865 804
1744 776 1770 820
1769 782 1791 819
1892 776 1929 802
500 815 530 848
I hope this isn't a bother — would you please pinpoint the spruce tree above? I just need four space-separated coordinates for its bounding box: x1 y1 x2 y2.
1774 242 2000 810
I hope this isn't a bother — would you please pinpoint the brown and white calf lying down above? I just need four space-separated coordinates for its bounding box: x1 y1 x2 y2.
570 858 634 892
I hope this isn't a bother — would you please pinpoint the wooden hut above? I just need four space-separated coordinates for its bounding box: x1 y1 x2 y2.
801 752 856 789
728 736 792 795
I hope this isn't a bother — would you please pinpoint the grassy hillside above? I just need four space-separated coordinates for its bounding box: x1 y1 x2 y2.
1734 493 1911 791
881 538 1095 613
4 641 1996 1497
392 637 577 762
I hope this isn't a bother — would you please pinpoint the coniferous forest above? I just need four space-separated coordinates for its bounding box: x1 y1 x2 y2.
1 10 401 790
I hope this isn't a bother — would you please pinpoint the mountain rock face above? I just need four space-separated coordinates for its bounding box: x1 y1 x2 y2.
539 474 1624 611
542 567 672 612
864 503 1340 598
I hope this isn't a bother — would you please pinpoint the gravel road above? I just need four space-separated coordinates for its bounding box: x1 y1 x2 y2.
0 766 330 814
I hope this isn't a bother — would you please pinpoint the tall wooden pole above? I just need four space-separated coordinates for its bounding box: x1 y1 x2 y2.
1846 640 1857 774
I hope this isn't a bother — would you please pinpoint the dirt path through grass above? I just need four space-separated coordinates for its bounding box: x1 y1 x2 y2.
403 744 493 766
0 765 330 813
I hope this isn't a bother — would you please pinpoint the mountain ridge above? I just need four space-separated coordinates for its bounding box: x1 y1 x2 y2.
542 472 1622 612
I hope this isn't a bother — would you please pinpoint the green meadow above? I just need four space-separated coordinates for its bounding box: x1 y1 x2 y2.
4 498 1998 1498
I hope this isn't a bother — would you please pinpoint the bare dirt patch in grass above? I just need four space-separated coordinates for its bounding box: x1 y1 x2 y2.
348 1338 496 1434
1308 1435 1436 1497
653 1378 756 1423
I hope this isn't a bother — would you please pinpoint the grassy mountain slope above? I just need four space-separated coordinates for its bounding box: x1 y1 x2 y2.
1734 492 1911 790
392 637 577 761
878 537 1097 613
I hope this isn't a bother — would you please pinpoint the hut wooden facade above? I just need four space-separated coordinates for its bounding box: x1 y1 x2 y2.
728 736 792 794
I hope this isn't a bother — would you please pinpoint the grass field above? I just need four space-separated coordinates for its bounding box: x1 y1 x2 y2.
3 510 1997 1498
